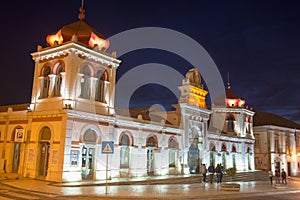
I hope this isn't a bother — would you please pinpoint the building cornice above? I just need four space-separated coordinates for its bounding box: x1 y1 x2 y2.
31 42 121 67
67 110 182 135
212 106 255 116
180 103 212 116
208 132 255 143
253 125 300 133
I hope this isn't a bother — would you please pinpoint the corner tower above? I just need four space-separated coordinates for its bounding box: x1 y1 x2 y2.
178 68 211 174
29 8 120 115
178 68 208 108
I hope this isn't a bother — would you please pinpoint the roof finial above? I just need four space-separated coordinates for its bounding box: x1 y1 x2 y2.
78 0 85 20
226 72 231 90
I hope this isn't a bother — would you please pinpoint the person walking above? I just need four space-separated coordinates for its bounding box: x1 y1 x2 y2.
215 164 221 183
275 168 280 184
208 164 215 184
201 164 207 183
219 163 224 183
281 169 287 184
268 170 273 185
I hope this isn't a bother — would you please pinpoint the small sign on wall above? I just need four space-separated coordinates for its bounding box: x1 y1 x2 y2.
70 150 79 166
52 150 59 165
15 129 25 142
28 149 34 163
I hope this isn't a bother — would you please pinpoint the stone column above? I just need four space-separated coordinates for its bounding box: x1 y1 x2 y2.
48 74 56 97
38 76 44 98
90 77 98 101
77 73 84 97
104 81 110 104
60 72 66 98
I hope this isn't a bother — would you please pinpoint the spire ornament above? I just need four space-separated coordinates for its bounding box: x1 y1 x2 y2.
78 0 85 20
226 72 231 90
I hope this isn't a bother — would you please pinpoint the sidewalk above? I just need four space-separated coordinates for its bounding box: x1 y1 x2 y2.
1 173 300 199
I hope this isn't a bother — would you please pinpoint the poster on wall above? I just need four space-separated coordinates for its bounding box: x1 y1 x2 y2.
52 150 59 165
15 129 25 142
70 150 79 166
28 149 34 163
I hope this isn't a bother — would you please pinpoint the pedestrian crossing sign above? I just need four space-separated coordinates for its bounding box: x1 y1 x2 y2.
102 141 114 154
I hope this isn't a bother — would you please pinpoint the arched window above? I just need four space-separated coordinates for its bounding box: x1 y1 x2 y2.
95 70 108 102
40 66 51 98
232 145 237 153
146 136 157 147
120 133 130 168
40 126 51 141
120 134 130 146
83 129 98 144
209 143 216 152
221 144 227 152
168 137 179 149
80 64 92 99
53 62 64 97
227 114 235 132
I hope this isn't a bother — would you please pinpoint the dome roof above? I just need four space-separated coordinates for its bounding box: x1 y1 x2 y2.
61 20 106 43
225 89 241 99
46 20 109 50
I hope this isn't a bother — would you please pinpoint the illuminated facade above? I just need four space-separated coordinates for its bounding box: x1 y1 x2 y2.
253 111 300 176
0 12 256 182
202 84 255 171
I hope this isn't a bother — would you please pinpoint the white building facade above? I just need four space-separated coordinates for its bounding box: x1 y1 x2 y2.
0 15 255 182
254 111 300 176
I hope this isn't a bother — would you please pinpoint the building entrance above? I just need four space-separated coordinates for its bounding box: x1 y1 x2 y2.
188 143 199 173
37 126 51 178
147 148 154 175
81 146 94 179
12 143 21 173
38 142 50 177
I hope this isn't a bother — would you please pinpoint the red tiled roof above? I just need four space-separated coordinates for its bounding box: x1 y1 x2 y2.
253 110 300 129
0 103 30 112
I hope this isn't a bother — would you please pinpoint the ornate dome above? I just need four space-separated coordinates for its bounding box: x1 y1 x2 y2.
46 20 110 50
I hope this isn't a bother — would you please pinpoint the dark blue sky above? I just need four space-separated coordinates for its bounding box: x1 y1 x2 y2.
0 0 300 123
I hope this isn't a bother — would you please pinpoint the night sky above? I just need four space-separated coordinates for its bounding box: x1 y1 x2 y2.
0 0 299 123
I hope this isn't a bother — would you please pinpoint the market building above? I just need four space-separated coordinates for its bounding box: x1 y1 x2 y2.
0 9 263 183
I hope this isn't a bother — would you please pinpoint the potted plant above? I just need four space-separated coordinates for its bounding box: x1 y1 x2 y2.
221 168 240 191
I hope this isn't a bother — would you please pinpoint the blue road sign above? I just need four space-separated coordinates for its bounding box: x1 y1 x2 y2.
102 141 114 154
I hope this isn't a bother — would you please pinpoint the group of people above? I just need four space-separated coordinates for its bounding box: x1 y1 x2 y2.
201 163 224 183
268 168 287 185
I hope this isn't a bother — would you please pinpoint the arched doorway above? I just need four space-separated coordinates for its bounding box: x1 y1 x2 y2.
188 143 199 173
221 143 227 169
146 135 157 175
209 143 216 167
120 133 130 169
38 127 51 177
168 137 179 168
247 147 252 170
81 129 98 179
12 128 24 173
232 145 237 169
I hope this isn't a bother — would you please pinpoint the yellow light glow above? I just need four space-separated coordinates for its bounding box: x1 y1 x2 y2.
88 32 110 50
238 99 245 107
188 85 208 108
46 30 63 46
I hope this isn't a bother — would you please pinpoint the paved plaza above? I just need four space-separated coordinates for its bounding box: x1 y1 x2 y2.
0 173 300 199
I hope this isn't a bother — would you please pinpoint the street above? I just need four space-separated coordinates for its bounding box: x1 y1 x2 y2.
1 179 300 200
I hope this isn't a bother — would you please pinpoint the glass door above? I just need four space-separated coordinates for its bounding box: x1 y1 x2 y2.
82 146 94 179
